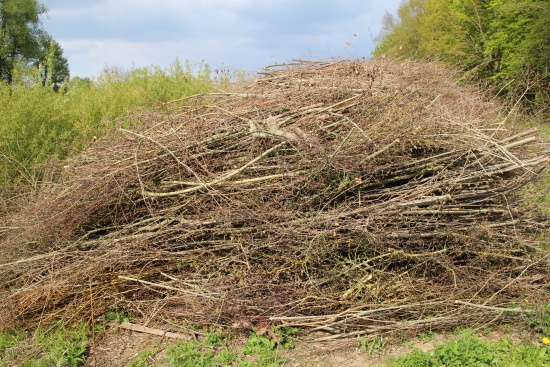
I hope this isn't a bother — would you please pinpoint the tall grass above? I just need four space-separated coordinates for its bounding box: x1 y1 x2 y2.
0 59 217 189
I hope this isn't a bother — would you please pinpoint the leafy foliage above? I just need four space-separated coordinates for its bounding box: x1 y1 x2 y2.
0 0 68 86
0 59 215 189
388 330 550 367
375 0 549 109
240 332 287 367
166 339 216 367
161 329 296 367
164 331 289 367
38 37 69 90
0 323 89 367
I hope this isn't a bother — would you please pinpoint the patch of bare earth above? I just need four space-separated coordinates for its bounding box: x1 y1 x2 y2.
87 326 528 366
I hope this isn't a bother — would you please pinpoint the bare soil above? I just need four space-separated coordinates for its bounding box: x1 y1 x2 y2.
87 324 527 366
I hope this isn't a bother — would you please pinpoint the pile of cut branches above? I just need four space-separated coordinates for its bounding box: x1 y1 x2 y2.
1 59 549 339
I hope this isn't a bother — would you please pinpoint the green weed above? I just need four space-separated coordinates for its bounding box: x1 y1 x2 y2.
526 305 550 336
0 323 90 367
166 339 215 367
360 335 388 355
104 309 132 323
162 332 238 367
239 332 286 367
213 348 239 365
387 330 550 367
0 332 20 350
128 349 157 367
273 326 300 349
205 331 225 346
161 329 294 367
417 330 436 342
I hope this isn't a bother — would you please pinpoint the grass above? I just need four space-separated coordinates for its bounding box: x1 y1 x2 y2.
0 322 298 366
128 349 157 367
0 323 90 367
360 335 388 355
386 330 550 367
3 321 550 366
125 328 298 367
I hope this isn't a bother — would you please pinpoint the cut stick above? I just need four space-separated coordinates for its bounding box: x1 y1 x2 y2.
144 141 287 197
118 275 221 299
397 194 452 208
359 139 400 164
454 300 535 313
119 322 188 339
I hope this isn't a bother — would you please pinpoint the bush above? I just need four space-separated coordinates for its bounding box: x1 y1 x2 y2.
0 59 216 188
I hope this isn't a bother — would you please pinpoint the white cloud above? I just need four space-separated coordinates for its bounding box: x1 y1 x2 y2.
41 0 402 78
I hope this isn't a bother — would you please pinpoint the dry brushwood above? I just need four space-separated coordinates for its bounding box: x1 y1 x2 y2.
1 59 549 339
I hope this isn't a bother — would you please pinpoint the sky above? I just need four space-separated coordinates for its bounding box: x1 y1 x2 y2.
40 0 401 79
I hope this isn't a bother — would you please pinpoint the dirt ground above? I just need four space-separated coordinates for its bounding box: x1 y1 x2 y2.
87 324 526 366
88 328 371 367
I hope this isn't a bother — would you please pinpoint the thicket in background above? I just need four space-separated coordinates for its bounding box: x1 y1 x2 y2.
0 60 216 196
375 0 550 112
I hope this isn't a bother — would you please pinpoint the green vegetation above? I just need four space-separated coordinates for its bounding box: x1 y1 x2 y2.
360 335 388 355
387 330 550 367
128 349 158 367
383 308 550 366
132 328 296 367
4 322 550 366
238 333 286 366
375 0 550 109
527 305 550 335
0 59 216 189
0 323 298 366
0 0 218 190
0 323 90 367
104 309 132 324
0 0 69 87
1 2 549 367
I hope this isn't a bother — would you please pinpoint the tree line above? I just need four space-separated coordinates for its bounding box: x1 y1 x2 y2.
0 0 69 90
374 0 549 111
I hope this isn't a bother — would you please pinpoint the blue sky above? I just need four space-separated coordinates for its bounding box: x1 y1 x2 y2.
40 0 401 78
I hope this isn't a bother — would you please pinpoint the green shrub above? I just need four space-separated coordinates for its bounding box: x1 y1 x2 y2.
0 59 216 188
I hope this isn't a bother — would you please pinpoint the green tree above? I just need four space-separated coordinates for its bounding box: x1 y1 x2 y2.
63 76 91 91
375 0 496 74
486 0 550 103
375 0 426 59
38 36 70 90
0 0 68 86
421 0 495 74
375 0 549 108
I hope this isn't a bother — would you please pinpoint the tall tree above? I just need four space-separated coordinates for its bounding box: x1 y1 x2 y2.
486 0 550 102
375 0 549 107
375 0 426 59
375 0 496 73
38 36 69 90
0 0 62 85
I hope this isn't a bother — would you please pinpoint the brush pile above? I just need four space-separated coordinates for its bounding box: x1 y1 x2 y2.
1 59 549 339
